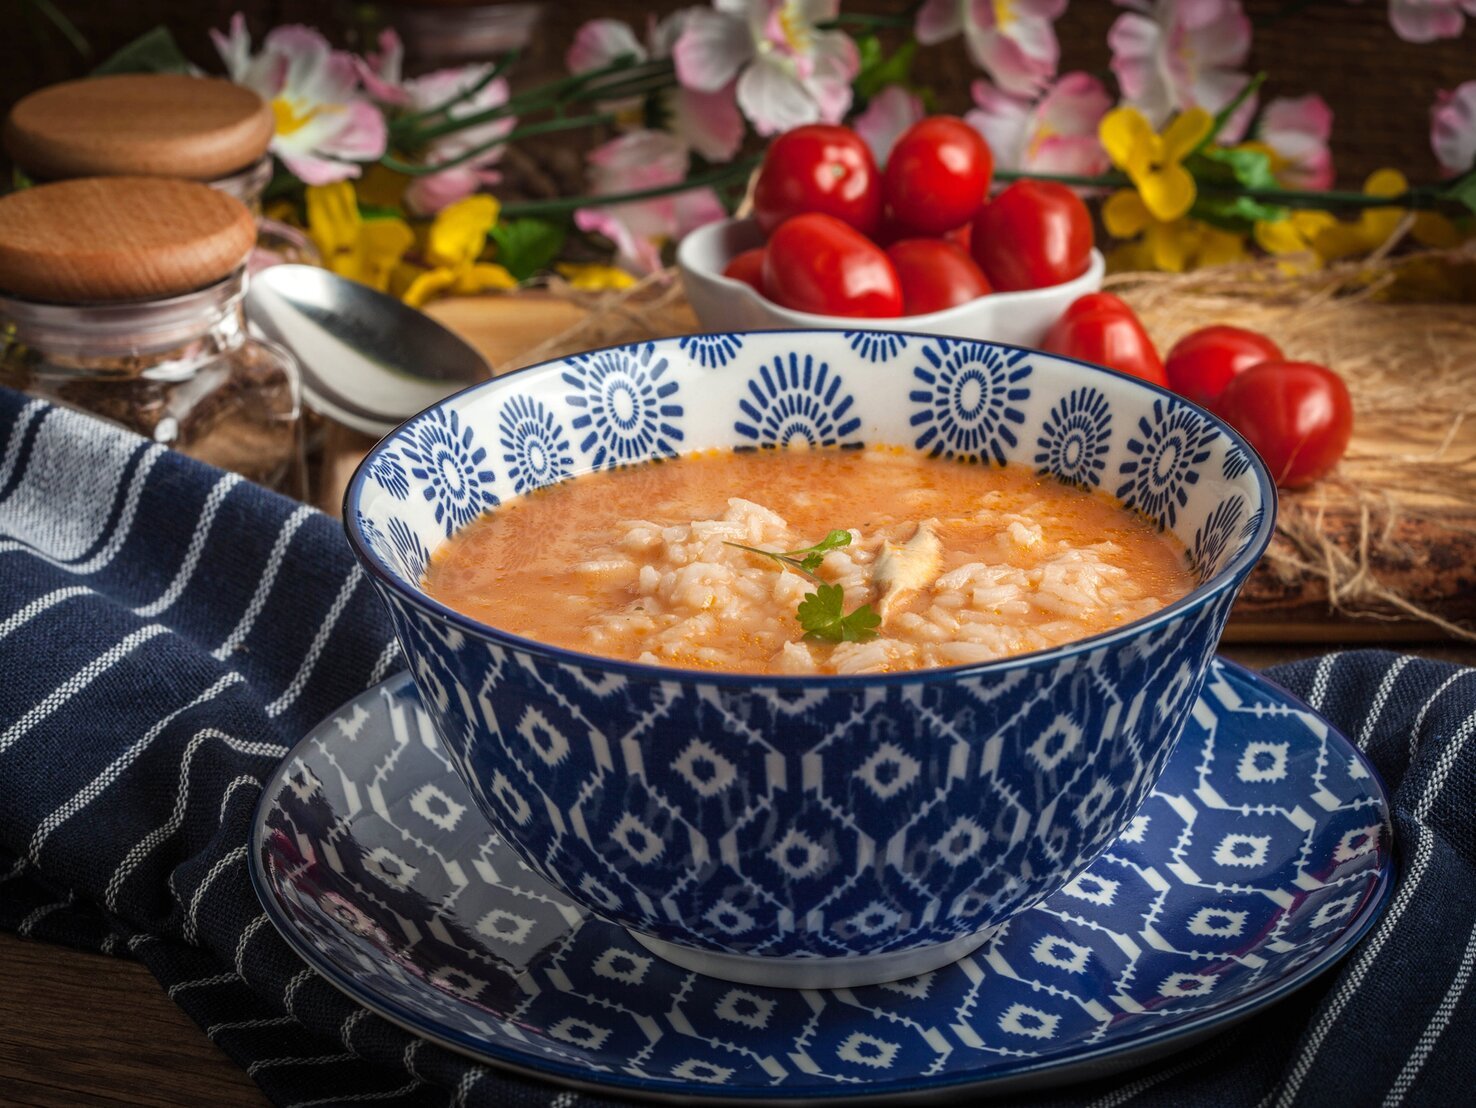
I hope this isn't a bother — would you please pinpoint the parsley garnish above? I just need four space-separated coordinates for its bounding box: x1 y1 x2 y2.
725 530 881 643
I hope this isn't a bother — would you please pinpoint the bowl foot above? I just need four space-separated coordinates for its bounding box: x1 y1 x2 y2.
625 926 996 989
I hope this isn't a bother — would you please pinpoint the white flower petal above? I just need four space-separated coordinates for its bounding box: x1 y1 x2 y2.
737 54 819 136
673 9 754 93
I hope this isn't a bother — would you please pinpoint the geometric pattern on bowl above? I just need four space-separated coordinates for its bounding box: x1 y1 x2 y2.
346 331 1277 967
251 659 1390 1100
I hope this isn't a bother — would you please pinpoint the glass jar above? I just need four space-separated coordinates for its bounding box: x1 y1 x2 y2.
211 156 320 272
0 269 306 497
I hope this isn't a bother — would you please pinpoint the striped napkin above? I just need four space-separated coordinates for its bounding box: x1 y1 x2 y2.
0 386 1471 1107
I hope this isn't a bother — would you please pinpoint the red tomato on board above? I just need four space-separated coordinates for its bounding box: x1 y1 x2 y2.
884 116 994 236
762 213 903 318
1165 325 1284 410
971 180 1093 292
885 239 992 315
1041 292 1167 385
752 125 882 238
1215 360 1353 488
722 247 766 293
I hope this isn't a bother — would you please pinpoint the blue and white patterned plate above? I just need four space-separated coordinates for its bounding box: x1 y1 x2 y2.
250 659 1392 1103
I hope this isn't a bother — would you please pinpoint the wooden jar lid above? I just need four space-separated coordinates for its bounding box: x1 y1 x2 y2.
4 74 274 182
0 178 257 302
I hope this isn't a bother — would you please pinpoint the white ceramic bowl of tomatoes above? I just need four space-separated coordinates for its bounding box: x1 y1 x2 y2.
678 118 1104 345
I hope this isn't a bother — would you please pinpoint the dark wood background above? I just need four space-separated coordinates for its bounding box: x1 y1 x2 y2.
1 0 1472 188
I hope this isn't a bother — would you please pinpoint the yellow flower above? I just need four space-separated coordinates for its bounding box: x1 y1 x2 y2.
305 182 414 293
1309 169 1410 263
400 195 518 309
1253 210 1340 271
1100 106 1213 223
556 263 638 292
1106 215 1246 274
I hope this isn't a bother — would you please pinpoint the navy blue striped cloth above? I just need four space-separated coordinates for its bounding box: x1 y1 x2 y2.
0 387 1472 1107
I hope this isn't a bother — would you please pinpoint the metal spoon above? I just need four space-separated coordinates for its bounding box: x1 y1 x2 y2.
245 265 491 438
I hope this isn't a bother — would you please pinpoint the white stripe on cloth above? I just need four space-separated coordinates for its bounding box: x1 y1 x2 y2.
167 971 241 998
339 1007 368 1050
183 844 248 943
0 586 91 640
1085 1031 1242 1108
1409 670 1476 758
1271 699 1476 1107
402 1037 423 1079
218 775 262 823
134 472 242 617
31 675 249 864
16 891 76 936
0 399 45 491
246 1052 357 1077
0 623 169 754
101 721 281 910
266 565 363 718
282 967 317 1016
452 1068 486 1108
1381 909 1476 1106
1307 652 1343 710
207 1015 297 1038
234 912 271 978
211 504 314 660
367 639 402 686
284 1079 425 1107
1359 656 1413 749
0 445 163 572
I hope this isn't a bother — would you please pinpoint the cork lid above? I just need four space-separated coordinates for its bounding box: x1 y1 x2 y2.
0 178 257 302
4 74 274 181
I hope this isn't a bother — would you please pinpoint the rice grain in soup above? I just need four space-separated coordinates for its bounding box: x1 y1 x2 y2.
422 446 1195 675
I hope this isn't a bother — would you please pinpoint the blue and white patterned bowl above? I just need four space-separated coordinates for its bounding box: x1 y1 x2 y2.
344 330 1276 989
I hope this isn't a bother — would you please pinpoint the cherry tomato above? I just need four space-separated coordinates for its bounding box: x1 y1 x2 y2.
971 180 1092 291
886 239 991 315
1041 292 1167 385
752 125 882 238
762 214 902 318
1166 325 1284 410
1215 360 1353 488
884 116 993 236
722 247 766 293
945 221 972 252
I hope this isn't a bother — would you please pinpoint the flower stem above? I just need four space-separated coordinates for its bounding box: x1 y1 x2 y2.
389 50 519 135
499 156 761 218
382 113 616 176
993 168 1449 211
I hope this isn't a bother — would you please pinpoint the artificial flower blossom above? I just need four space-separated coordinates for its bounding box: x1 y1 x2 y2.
305 182 413 291
357 30 515 215
1253 95 1335 191
1431 81 1476 178
914 0 1067 99
673 0 860 137
1108 0 1257 142
212 15 386 184
966 72 1112 177
398 195 518 308
1253 209 1339 271
1383 0 1476 43
574 130 727 275
556 263 640 291
1107 215 1247 273
1100 105 1212 224
1306 168 1413 263
853 85 925 166
567 14 744 162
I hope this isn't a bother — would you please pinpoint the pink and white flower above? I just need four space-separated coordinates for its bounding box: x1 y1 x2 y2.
1385 0 1476 42
575 130 727 275
1431 81 1476 178
1255 94 1334 190
966 72 1112 176
673 1 860 137
1108 0 1257 142
853 85 925 166
567 14 744 163
915 0 1068 99
212 14 386 185
357 31 514 214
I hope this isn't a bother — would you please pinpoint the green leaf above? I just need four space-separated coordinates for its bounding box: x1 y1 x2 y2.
93 26 191 75
488 218 567 282
1444 171 1476 216
1190 194 1290 232
1203 71 1265 147
1190 145 1278 191
796 584 880 643
854 40 917 101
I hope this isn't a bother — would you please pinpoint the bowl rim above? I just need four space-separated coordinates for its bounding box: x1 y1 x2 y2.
344 328 1278 689
675 215 1106 328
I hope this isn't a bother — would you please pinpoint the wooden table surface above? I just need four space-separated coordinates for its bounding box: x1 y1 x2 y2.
4 641 1473 1107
